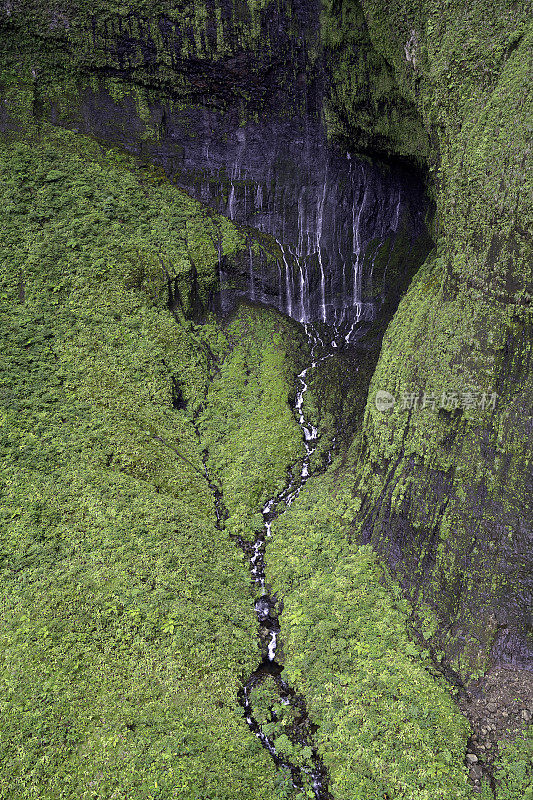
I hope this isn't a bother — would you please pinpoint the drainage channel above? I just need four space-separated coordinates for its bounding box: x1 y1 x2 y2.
235 322 351 799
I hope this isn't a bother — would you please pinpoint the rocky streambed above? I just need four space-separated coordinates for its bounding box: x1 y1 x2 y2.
234 321 358 799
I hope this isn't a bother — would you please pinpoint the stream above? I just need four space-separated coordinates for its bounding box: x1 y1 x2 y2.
236 321 352 799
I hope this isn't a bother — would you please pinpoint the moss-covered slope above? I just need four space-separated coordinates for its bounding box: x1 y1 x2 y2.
0 2 531 797
0 124 307 800
331 2 533 672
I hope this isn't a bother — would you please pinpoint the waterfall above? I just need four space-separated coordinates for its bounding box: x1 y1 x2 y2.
316 176 327 323
353 165 368 310
227 181 236 220
305 260 311 321
227 130 246 221
298 260 306 323
243 161 379 332
249 242 256 301
255 184 263 212
297 193 305 258
200 127 421 332
281 244 293 317
394 187 402 232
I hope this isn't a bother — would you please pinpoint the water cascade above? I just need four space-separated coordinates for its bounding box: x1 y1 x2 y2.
166 115 427 333
53 6 429 337
237 323 348 799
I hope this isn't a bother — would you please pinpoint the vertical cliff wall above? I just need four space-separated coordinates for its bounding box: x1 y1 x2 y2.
0 0 431 331
328 0 532 674
1 0 530 675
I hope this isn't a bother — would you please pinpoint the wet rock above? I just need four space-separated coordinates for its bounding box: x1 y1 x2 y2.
22 7 431 330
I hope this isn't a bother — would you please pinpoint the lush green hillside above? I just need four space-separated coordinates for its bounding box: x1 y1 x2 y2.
0 125 301 800
338 0 532 674
0 118 473 800
0 1 531 799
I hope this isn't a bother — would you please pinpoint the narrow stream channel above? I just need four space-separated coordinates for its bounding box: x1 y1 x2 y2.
236 321 353 799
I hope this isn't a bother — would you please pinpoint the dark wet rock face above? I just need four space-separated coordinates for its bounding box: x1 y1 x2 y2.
182 116 425 326
11 0 430 330
54 92 427 328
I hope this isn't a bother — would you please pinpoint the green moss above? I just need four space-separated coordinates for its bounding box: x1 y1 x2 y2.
0 1 530 795
266 465 473 800
0 124 289 799
320 0 431 167
493 726 533 800
337 1 533 675
198 306 306 536
0 0 315 135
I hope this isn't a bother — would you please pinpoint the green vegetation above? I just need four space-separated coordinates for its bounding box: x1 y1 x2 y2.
198 307 306 536
325 0 533 675
266 458 474 800
0 1 530 798
321 0 431 166
492 728 533 800
0 125 292 800
0 121 479 800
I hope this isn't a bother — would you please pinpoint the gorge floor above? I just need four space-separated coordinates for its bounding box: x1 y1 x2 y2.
236 322 342 800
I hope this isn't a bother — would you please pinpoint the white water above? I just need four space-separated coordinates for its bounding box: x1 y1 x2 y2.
255 184 263 211
267 631 277 661
353 166 368 307
241 322 344 799
265 160 374 330
280 243 293 318
222 147 403 335
394 187 402 231
253 323 342 662
239 320 360 800
227 130 246 220
298 261 306 323
197 120 417 332
316 177 328 322
228 182 236 220
244 161 373 328
249 243 256 301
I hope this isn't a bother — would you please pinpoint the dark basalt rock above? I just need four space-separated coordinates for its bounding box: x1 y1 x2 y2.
1 0 431 328
44 85 429 328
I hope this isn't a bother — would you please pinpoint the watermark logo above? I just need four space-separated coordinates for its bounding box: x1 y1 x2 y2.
374 388 498 412
375 390 396 412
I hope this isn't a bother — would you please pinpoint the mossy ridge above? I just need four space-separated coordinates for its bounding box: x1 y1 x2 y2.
0 125 292 799
320 1 533 675
351 248 531 665
0 0 320 129
320 0 431 170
